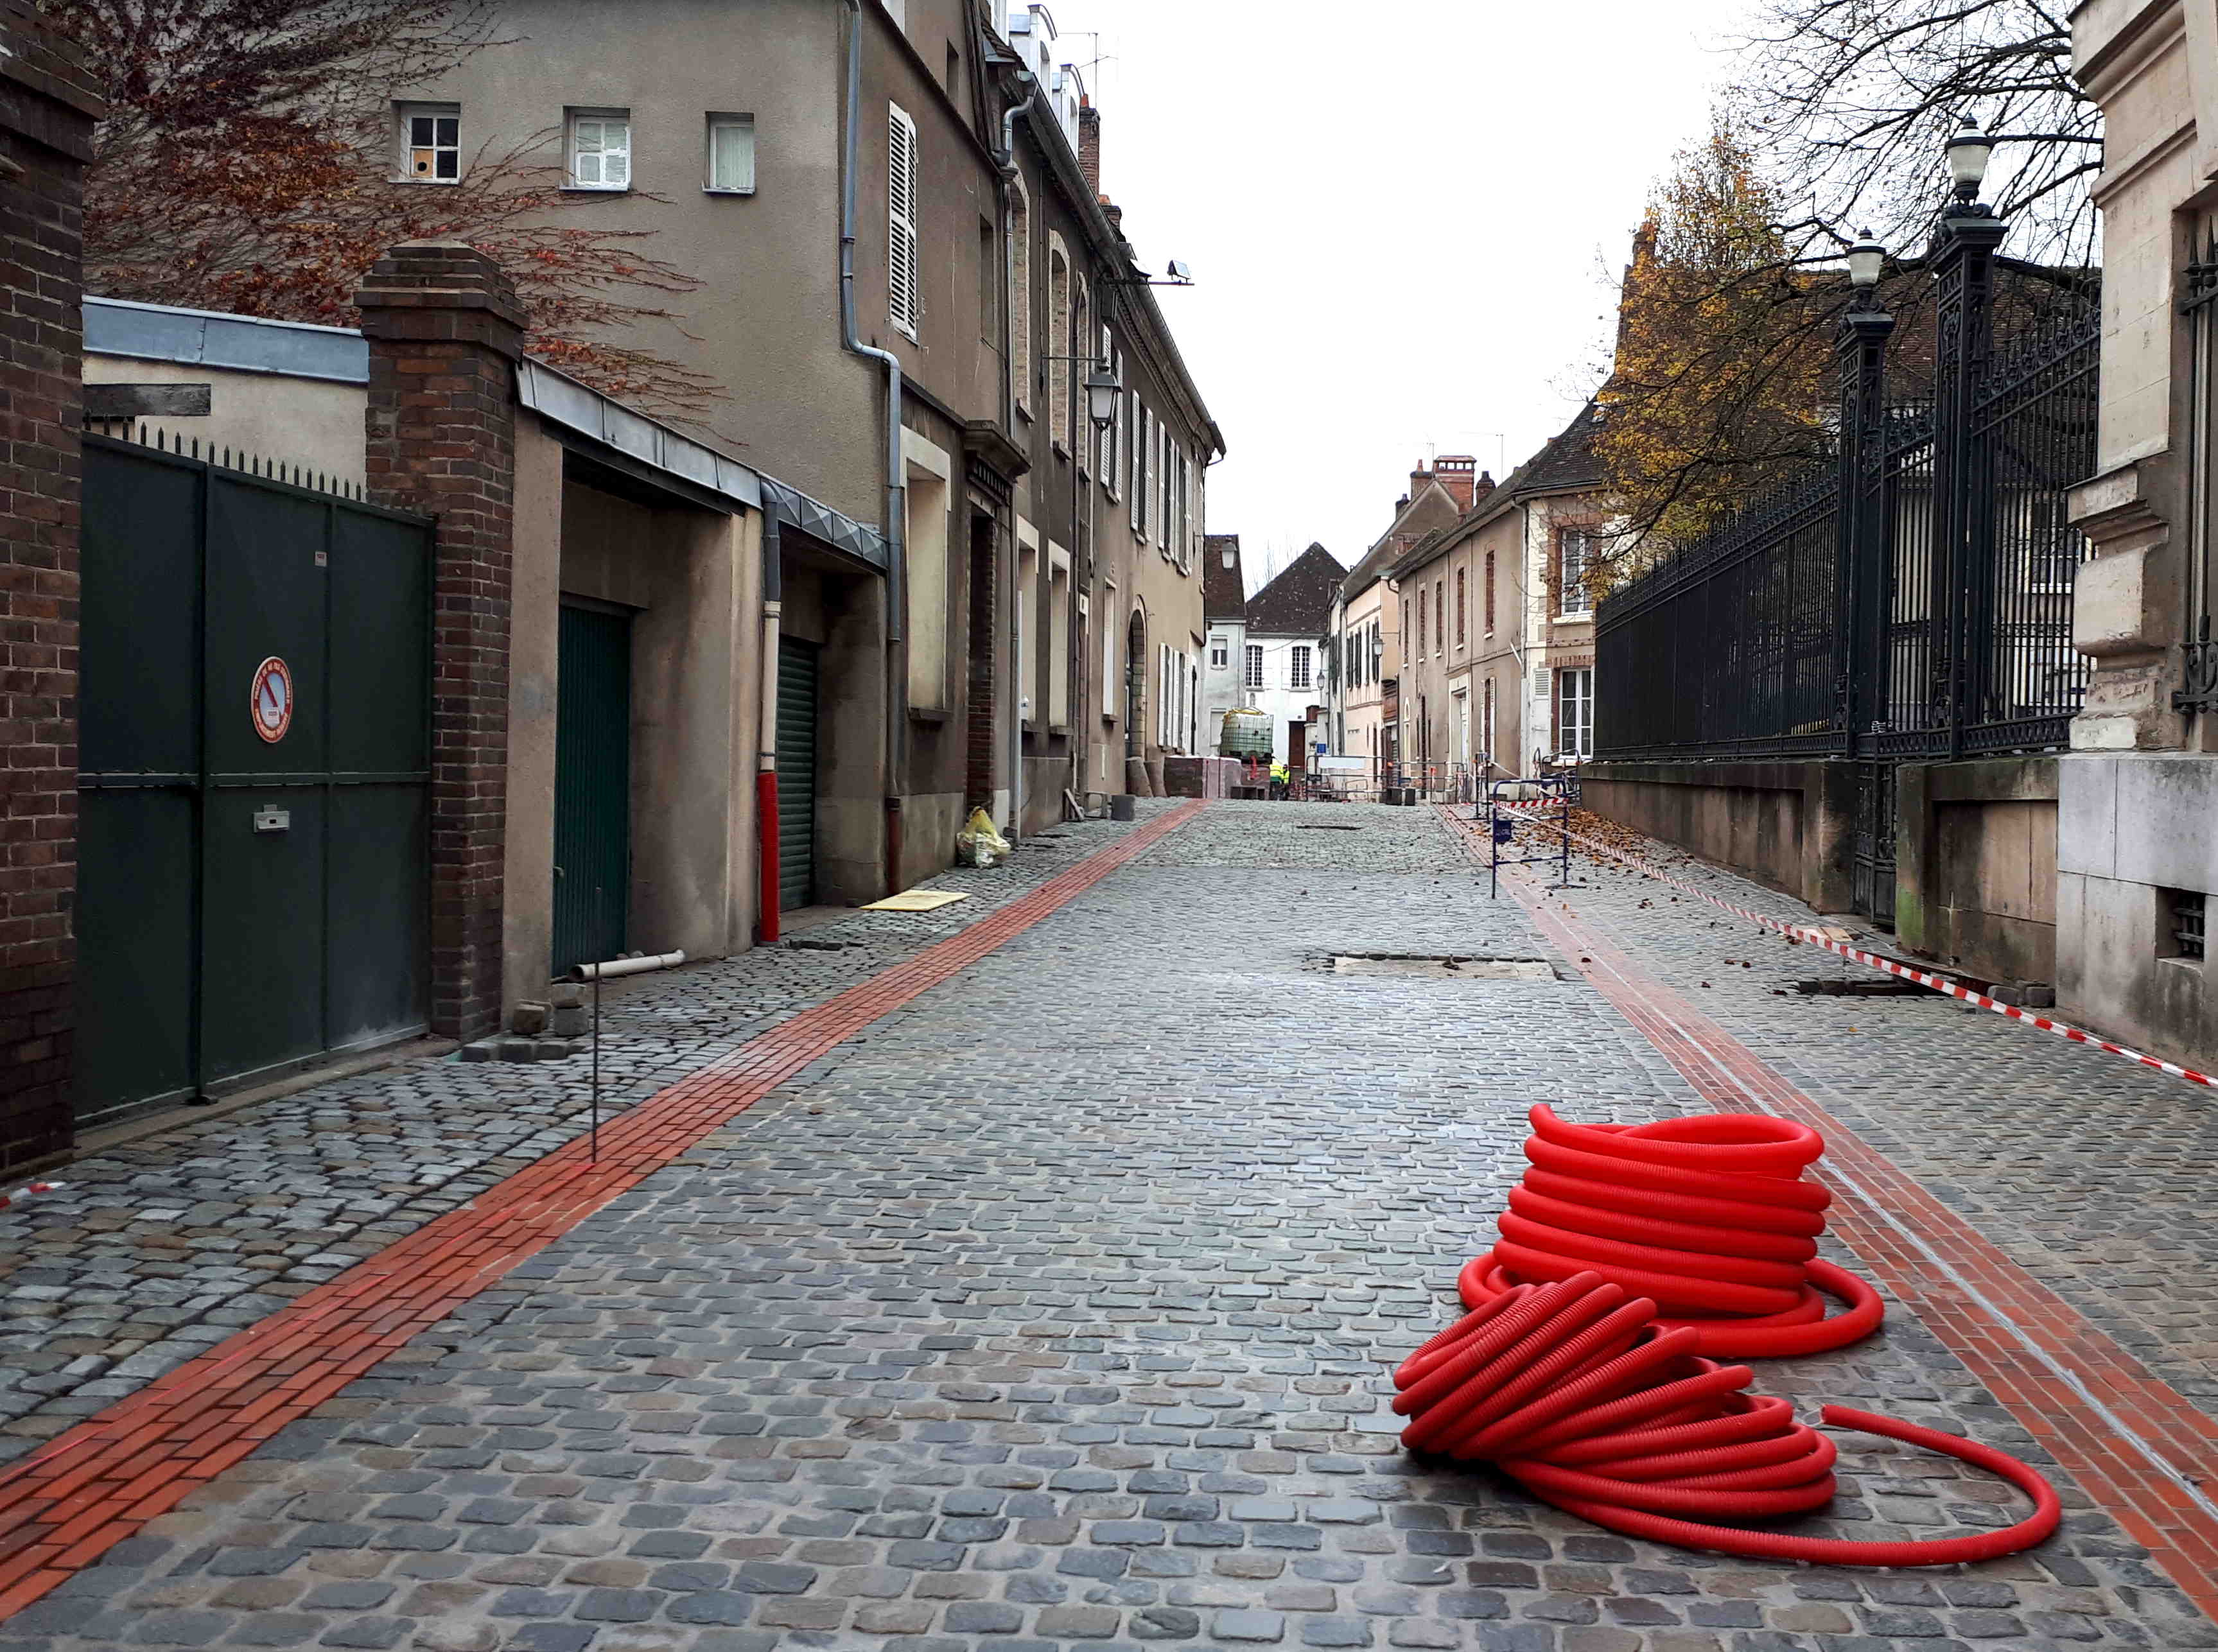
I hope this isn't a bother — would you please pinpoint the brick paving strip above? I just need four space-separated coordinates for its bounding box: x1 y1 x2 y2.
0 800 1209 1623
1436 803 2218 1624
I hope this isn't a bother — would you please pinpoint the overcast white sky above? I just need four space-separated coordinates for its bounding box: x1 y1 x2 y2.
1057 0 1756 593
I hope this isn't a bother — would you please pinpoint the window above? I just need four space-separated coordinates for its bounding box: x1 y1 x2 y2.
902 446 952 707
1483 677 1496 763
1047 239 1072 441
1018 537 1039 724
706 114 756 193
2165 889 2207 961
1102 586 1119 717
1455 568 1467 647
568 111 631 189
1290 645 1311 690
1099 333 1121 489
1244 643 1264 688
1434 582 1445 656
1049 557 1070 725
1559 528 1593 617
1162 421 1180 550
1415 587 1426 656
1134 404 1151 537
1557 666 1593 758
399 104 460 182
1485 548 1497 634
1009 181 1032 413
1210 635 1228 669
887 103 920 337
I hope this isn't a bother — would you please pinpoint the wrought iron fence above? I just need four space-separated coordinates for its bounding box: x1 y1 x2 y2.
1596 461 1842 761
1596 245 2098 771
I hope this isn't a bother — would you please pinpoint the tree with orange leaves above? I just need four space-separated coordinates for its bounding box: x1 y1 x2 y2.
1593 115 1837 558
40 0 721 415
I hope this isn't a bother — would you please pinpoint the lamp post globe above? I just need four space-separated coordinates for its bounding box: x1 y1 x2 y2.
1946 117 1994 202
1846 230 1884 290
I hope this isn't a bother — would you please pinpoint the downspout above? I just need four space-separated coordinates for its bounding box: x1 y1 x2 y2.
841 0 909 891
754 513 783 946
997 76 1042 840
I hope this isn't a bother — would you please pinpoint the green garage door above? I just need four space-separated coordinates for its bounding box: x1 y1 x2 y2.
554 604 633 973
76 435 432 1124
777 637 819 910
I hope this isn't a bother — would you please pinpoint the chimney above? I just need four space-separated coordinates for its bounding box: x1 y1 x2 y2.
1078 101 1102 193
1433 455 1480 512
1101 197 1124 234
1472 470 1496 507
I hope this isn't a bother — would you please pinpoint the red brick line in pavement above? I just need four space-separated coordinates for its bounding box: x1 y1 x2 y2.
0 801 1210 1622
1437 808 2218 1621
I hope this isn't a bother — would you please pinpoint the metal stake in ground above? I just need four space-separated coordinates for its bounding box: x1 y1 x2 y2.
590 885 604 1164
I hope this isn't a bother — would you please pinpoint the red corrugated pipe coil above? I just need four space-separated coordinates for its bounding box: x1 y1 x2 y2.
1400 1110 2059 1565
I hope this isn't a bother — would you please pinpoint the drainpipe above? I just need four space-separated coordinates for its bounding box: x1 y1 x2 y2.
997 77 1042 841
754 514 783 946
841 0 908 892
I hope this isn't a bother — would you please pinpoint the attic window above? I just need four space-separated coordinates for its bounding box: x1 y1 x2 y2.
1221 546 1235 569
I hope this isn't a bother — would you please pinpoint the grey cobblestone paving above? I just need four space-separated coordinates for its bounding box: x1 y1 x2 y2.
1537 816 2218 1422
4 801 2212 1650
0 809 1173 1461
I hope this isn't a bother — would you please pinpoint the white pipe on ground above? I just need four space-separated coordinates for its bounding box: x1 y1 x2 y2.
572 951 686 983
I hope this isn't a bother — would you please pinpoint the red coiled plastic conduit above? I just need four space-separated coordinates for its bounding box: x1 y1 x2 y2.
1460 1106 1883 1357
1401 1109 2060 1565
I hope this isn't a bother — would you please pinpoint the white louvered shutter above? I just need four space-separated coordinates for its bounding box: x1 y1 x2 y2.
888 105 921 336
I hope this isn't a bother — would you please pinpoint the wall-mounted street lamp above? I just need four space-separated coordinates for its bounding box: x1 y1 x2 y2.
1085 363 1121 430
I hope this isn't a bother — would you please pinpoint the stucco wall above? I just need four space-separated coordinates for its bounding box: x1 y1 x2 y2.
1894 759 2059 985
1580 760 1856 914
408 0 879 524
84 356 367 485
2059 752 2218 1068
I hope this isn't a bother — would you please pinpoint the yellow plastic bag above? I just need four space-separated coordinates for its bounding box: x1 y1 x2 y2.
955 807 1012 868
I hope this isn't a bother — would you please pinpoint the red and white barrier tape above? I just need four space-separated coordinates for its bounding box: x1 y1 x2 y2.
1451 805 2218 1093
0 1181 62 1212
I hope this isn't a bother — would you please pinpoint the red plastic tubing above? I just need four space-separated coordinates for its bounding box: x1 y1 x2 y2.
1460 1106 1884 1357
1395 1271 2061 1566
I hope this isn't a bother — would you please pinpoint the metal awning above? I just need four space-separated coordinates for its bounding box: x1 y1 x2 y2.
516 358 886 571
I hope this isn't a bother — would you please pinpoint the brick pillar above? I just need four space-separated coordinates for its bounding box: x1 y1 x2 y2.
353 243 525 1041
0 6 100 1168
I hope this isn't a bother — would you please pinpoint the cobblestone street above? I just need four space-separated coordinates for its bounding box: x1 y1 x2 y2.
2 801 2215 1650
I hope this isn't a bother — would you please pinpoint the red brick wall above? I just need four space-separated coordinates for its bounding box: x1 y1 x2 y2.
354 243 525 1041
0 6 100 1167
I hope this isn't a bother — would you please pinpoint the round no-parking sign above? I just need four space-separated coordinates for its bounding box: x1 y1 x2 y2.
251 656 294 743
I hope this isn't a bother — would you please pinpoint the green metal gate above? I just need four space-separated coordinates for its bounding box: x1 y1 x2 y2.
76 435 433 1125
553 604 633 973
777 637 819 910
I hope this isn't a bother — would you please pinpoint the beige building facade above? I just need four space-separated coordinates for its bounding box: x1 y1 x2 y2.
1327 460 1478 787
397 0 1218 896
1389 410 1608 794
2061 0 2218 1066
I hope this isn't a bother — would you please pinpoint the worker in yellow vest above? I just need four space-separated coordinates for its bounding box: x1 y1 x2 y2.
1269 758 1289 800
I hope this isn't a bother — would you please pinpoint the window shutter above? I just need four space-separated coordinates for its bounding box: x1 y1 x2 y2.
887 104 921 335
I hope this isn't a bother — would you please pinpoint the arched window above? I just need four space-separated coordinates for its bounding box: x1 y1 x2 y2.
1047 236 1072 444
1009 180 1032 415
